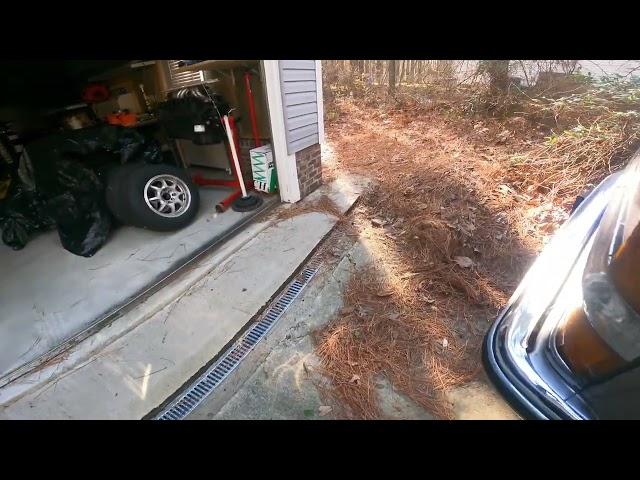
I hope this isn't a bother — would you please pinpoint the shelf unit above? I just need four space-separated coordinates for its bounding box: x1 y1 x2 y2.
174 60 259 73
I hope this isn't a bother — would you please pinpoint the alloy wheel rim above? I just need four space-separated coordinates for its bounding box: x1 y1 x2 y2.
144 174 192 218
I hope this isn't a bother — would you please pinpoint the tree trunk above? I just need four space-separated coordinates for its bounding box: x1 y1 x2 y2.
388 60 396 95
484 60 511 92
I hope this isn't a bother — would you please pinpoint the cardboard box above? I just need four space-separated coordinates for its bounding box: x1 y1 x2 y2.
250 144 278 193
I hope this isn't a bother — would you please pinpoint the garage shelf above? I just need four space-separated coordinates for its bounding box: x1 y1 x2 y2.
174 60 259 73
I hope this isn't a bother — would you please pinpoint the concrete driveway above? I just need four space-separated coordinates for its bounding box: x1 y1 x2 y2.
188 224 519 420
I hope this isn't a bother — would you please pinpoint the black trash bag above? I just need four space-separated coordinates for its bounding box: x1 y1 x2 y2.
46 191 80 224
103 126 144 163
0 155 113 256
137 139 163 164
0 125 163 254
56 158 103 194
42 160 113 257
0 185 56 250
48 192 112 257
57 125 163 165
27 125 162 173
0 215 31 249
25 134 109 199
76 125 162 164
57 208 111 257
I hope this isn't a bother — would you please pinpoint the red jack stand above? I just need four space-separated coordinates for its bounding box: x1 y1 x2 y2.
190 115 255 213
222 115 263 212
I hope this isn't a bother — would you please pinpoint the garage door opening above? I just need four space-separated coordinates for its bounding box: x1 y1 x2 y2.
0 60 282 384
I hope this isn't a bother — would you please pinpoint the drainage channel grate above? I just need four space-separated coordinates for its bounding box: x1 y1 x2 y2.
154 257 323 420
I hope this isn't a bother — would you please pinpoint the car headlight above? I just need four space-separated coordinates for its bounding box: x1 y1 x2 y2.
558 148 640 380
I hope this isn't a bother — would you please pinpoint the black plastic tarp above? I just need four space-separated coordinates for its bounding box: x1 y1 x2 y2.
0 125 162 256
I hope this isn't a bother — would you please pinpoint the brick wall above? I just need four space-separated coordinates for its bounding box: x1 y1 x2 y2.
238 139 322 200
295 143 322 199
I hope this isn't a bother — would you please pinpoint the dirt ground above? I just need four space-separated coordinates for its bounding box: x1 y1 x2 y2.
314 97 572 419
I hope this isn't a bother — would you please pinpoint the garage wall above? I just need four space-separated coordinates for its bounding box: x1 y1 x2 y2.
278 60 320 154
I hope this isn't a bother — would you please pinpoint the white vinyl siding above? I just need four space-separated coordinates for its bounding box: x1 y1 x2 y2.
286 103 318 118
279 60 320 154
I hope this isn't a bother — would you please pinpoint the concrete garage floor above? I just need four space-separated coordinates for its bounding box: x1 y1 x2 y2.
0 186 275 383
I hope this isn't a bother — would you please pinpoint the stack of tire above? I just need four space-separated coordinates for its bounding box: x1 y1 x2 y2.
106 162 200 231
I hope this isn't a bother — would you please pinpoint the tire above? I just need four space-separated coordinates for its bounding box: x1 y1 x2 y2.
120 163 200 231
105 162 147 225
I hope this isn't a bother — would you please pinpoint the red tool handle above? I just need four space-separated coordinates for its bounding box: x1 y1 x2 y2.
244 72 261 148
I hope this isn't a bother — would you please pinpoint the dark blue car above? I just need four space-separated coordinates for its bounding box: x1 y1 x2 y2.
483 148 640 419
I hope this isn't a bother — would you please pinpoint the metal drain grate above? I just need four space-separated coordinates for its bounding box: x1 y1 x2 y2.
154 257 323 420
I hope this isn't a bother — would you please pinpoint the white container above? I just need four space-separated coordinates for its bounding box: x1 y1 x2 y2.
250 144 278 193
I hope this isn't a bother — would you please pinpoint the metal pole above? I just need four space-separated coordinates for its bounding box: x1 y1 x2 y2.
244 71 261 147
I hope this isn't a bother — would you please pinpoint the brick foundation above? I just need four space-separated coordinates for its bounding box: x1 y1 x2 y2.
295 143 322 198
